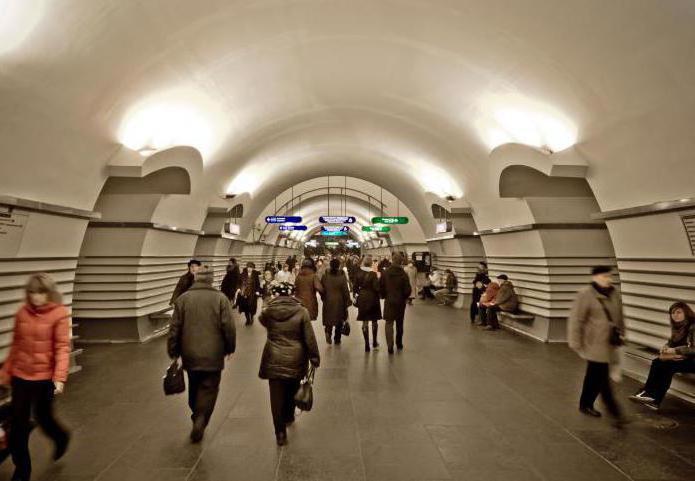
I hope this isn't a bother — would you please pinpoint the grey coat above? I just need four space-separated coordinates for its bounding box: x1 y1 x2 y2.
567 285 624 363
167 282 236 371
321 271 351 326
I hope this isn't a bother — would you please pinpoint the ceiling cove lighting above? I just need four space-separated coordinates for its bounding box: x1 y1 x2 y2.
476 93 578 153
119 88 227 160
0 0 45 56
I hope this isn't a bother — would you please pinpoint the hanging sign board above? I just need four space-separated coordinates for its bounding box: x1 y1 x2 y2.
435 221 452 233
224 222 241 235
362 225 391 233
319 216 356 224
321 225 349 232
279 225 307 231
371 216 408 225
321 231 348 237
265 215 302 224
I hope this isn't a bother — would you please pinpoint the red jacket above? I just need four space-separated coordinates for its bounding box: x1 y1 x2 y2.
1 303 71 383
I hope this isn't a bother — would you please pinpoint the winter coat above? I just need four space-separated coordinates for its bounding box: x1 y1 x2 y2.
294 267 324 320
354 268 382 321
380 265 411 322
404 265 418 298
495 281 518 312
168 282 236 371
259 296 320 380
170 271 194 305
480 282 500 306
220 265 240 301
321 271 351 326
237 269 261 315
674 324 695 357
0 303 70 383
567 285 624 363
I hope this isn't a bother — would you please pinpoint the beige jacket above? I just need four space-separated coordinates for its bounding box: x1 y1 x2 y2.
567 285 624 363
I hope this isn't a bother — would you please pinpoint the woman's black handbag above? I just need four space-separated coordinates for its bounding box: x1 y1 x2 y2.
163 360 186 395
294 365 316 412
342 321 351 336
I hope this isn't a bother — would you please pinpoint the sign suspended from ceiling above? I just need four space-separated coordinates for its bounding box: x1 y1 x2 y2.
362 225 391 233
279 225 307 231
319 216 356 224
321 231 348 237
321 225 349 233
265 215 302 224
371 216 409 225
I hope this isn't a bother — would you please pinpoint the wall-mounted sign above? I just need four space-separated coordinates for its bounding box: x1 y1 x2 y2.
362 225 391 233
322 225 349 232
435 221 452 234
265 215 302 224
0 208 29 257
279 225 308 231
319 216 356 224
321 231 348 237
371 216 409 225
224 222 241 235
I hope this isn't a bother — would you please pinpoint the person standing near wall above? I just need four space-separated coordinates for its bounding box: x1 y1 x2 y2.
380 252 412 354
470 262 489 323
0 274 71 481
170 259 202 305
167 266 236 443
568 266 628 427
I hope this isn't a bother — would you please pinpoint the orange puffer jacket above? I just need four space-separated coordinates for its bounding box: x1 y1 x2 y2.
1 303 71 383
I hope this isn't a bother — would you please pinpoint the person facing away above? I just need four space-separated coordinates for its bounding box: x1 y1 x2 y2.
379 252 412 354
294 259 324 321
167 266 236 443
377 256 391 273
259 282 320 446
630 301 695 410
354 255 382 352
568 265 628 427
170 259 202 305
220 257 240 302
237 262 262 325
321 258 351 345
403 260 418 305
0 273 71 481
470 261 490 323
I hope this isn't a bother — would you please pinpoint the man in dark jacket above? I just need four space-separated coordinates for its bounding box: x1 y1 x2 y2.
220 258 240 302
170 259 202 305
168 266 236 443
483 274 518 331
470 261 489 323
380 252 412 354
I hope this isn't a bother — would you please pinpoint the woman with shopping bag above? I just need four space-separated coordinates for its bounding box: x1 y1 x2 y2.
259 282 320 446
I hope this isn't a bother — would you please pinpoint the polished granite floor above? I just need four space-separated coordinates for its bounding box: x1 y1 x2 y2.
3 301 695 481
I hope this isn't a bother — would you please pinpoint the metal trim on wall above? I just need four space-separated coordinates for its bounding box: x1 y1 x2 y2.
474 223 606 236
87 221 204 236
592 198 695 221
0 195 101 220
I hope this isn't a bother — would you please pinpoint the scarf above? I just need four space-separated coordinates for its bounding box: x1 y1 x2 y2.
591 282 614 297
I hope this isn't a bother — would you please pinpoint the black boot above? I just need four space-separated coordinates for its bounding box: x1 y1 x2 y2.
276 430 288 446
372 323 379 349
362 326 371 352
325 327 332 344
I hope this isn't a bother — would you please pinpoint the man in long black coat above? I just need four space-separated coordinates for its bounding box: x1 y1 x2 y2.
170 259 202 305
379 252 412 354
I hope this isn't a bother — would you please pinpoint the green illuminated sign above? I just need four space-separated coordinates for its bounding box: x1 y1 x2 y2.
362 225 391 232
371 216 409 225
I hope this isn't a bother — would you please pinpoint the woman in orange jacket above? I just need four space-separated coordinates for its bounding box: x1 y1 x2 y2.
0 273 71 481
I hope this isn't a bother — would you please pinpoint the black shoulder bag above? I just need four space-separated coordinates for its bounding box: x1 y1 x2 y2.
294 365 316 412
598 297 624 347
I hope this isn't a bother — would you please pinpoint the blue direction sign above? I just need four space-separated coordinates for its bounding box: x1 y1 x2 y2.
321 225 349 233
265 215 302 224
319 216 356 224
279 225 307 231
321 231 348 237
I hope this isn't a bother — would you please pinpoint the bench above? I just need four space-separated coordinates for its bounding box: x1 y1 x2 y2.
499 311 535 324
623 344 695 405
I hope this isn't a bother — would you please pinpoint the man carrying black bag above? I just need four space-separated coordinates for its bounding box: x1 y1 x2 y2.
167 266 236 443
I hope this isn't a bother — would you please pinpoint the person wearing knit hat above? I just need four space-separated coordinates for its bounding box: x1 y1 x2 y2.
168 265 236 444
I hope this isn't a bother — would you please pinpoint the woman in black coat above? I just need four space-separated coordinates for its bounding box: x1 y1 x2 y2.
321 258 351 345
259 282 320 446
220 258 240 302
353 256 382 352
237 262 261 325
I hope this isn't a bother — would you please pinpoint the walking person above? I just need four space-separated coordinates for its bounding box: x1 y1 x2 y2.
167 266 236 443
294 259 324 321
321 258 351 345
170 259 202 305
403 260 418 305
275 263 294 284
380 253 412 354
220 257 240 302
354 256 382 352
568 266 628 427
259 282 320 446
237 262 261 325
0 274 71 481
629 301 695 410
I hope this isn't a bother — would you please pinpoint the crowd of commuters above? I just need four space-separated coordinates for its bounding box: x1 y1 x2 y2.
3 253 695 478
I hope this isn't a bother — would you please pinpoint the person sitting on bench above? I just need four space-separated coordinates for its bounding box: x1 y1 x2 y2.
629 301 695 410
480 274 518 330
435 270 458 306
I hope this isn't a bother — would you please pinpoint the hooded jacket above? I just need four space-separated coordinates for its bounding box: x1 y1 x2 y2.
1 303 71 383
354 268 382 321
294 267 324 320
380 265 412 322
259 296 320 380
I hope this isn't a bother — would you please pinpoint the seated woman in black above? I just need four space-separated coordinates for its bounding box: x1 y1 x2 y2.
630 301 695 410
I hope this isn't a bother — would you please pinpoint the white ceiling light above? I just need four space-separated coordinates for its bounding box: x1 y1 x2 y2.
0 0 45 56
119 88 227 160
476 93 578 153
